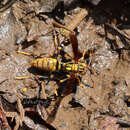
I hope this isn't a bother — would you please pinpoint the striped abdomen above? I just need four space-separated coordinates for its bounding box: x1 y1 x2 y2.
31 58 61 72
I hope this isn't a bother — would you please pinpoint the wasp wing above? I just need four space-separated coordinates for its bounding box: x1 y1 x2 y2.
69 33 81 63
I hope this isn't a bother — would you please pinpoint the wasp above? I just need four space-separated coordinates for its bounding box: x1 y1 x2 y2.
17 20 93 96
30 51 86 74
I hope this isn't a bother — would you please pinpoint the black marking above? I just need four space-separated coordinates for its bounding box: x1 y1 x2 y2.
79 64 82 72
70 64 74 71
56 60 59 71
42 59 44 70
47 60 50 71
78 64 80 73
61 63 64 72
37 60 39 68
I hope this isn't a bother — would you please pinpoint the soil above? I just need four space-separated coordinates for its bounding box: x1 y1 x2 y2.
0 0 130 130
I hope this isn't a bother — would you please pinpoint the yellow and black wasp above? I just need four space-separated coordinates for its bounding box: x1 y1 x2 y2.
29 22 94 95
17 21 93 96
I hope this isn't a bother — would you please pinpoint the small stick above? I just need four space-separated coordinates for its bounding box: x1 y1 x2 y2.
5 112 21 130
0 79 8 85
0 0 15 12
53 21 74 34
53 29 60 54
106 23 130 41
16 94 25 126
0 98 11 130
41 82 47 99
53 9 88 36
66 9 88 31
117 119 130 127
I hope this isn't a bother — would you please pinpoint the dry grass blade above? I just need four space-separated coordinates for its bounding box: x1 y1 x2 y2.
0 0 15 12
0 98 11 130
52 21 74 33
106 23 130 41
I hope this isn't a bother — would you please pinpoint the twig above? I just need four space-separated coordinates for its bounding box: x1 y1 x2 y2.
0 98 11 130
0 0 16 12
16 95 25 126
0 79 8 85
117 119 130 127
66 9 88 31
106 23 130 41
41 82 47 99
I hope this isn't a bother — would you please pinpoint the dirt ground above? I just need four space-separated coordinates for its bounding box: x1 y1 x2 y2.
0 0 130 130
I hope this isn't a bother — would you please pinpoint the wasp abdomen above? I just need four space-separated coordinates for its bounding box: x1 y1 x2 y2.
31 58 61 72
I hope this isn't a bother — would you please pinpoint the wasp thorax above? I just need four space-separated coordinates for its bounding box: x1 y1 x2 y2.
64 62 86 73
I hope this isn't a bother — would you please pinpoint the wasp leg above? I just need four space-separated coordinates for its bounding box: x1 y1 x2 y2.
59 74 71 83
17 51 43 58
15 76 31 80
54 75 71 96
80 50 87 61
80 81 91 88
63 51 73 61
37 73 58 96
76 76 84 87
17 51 32 56
53 29 72 59
54 84 58 96
79 81 91 88
53 26 73 62
53 29 65 61
76 76 91 88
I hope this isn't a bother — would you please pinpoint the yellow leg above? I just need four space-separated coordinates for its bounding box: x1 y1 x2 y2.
59 74 70 83
54 84 58 96
77 76 91 88
59 78 68 83
53 26 73 61
17 50 44 58
17 51 32 56
80 50 87 61
53 29 64 57
79 83 84 87
76 76 83 87
64 53 72 60
15 76 31 80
